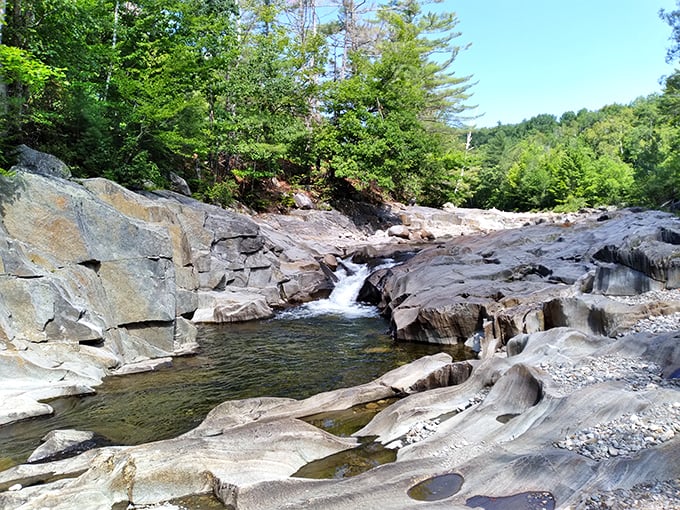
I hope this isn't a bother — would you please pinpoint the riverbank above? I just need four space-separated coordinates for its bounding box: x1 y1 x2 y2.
0 149 678 509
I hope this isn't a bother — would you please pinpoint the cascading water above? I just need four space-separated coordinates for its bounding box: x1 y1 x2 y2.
280 259 392 319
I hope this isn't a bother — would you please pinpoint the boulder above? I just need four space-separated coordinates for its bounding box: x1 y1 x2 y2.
387 225 410 239
0 170 333 427
366 209 680 346
168 171 191 196
293 192 314 210
27 430 98 464
192 290 274 323
12 145 71 179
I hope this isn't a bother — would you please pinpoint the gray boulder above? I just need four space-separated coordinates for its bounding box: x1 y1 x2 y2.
27 430 98 463
12 145 71 179
0 170 338 427
168 171 191 196
292 192 314 209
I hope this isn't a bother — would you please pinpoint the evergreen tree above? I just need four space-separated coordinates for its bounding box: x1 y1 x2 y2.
319 0 473 201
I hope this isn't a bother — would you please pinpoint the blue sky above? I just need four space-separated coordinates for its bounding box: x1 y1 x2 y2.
448 0 678 127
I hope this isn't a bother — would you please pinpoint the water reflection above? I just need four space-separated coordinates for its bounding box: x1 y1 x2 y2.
0 314 474 467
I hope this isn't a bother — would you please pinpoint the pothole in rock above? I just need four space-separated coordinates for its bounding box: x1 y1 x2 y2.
407 473 464 501
294 398 401 479
465 491 556 510
496 413 520 424
115 493 228 509
291 437 396 479
300 398 399 437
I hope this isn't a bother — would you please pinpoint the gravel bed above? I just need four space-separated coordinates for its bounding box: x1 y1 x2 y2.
541 356 677 397
607 288 680 307
578 478 680 510
627 311 680 334
609 288 680 335
554 402 680 460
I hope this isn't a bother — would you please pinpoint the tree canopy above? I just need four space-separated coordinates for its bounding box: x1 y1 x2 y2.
0 0 677 212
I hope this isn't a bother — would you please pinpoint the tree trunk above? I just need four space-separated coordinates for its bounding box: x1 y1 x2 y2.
0 0 8 139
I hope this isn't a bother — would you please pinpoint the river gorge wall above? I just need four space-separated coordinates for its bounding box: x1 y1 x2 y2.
0 156 342 426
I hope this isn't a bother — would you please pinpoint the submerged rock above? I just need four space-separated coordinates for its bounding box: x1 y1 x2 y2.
0 356 456 509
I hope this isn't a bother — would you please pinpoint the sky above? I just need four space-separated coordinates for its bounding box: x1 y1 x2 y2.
447 0 678 127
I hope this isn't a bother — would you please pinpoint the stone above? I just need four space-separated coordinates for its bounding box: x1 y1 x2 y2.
192 290 273 323
112 357 173 375
12 145 71 179
387 225 410 239
1 173 680 510
293 192 314 210
363 209 680 345
593 263 664 295
27 430 97 463
168 171 191 196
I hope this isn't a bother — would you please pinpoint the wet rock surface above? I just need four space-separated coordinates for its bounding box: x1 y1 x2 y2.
407 472 464 501
466 491 556 510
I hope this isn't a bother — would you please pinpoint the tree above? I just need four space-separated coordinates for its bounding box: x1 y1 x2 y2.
319 0 472 201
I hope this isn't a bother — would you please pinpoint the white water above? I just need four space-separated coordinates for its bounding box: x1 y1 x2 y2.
278 259 392 319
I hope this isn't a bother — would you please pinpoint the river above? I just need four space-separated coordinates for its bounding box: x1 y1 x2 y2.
0 260 474 468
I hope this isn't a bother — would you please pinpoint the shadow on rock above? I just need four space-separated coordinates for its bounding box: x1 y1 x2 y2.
478 363 544 420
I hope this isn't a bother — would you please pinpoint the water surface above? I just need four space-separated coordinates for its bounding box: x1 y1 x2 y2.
0 261 474 467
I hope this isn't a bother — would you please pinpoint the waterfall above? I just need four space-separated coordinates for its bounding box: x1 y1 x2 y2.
278 259 392 319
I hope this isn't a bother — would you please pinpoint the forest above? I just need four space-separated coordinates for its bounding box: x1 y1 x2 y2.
1 0 680 212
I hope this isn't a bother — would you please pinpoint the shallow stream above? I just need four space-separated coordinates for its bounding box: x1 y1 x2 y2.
0 260 474 468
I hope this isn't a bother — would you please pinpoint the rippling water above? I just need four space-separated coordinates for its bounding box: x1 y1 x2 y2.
0 262 474 467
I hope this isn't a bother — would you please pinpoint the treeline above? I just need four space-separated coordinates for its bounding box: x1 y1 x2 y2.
0 0 472 208
460 95 679 212
1 0 679 212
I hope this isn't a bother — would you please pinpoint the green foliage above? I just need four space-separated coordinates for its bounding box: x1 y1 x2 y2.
103 150 162 189
319 0 472 202
204 180 237 208
0 0 673 214
470 94 670 211
0 46 64 94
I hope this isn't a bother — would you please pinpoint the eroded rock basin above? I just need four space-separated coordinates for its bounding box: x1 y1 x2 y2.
0 316 472 468
407 473 464 501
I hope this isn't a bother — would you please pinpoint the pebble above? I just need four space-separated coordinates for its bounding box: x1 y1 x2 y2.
400 388 490 447
554 402 680 461
578 478 680 510
609 289 680 335
542 354 678 397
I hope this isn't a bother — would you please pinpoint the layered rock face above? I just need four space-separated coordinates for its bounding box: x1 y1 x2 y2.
0 158 331 426
360 209 680 348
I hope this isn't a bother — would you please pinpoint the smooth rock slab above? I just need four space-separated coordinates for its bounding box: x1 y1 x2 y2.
27 430 97 463
112 357 173 376
192 290 274 323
